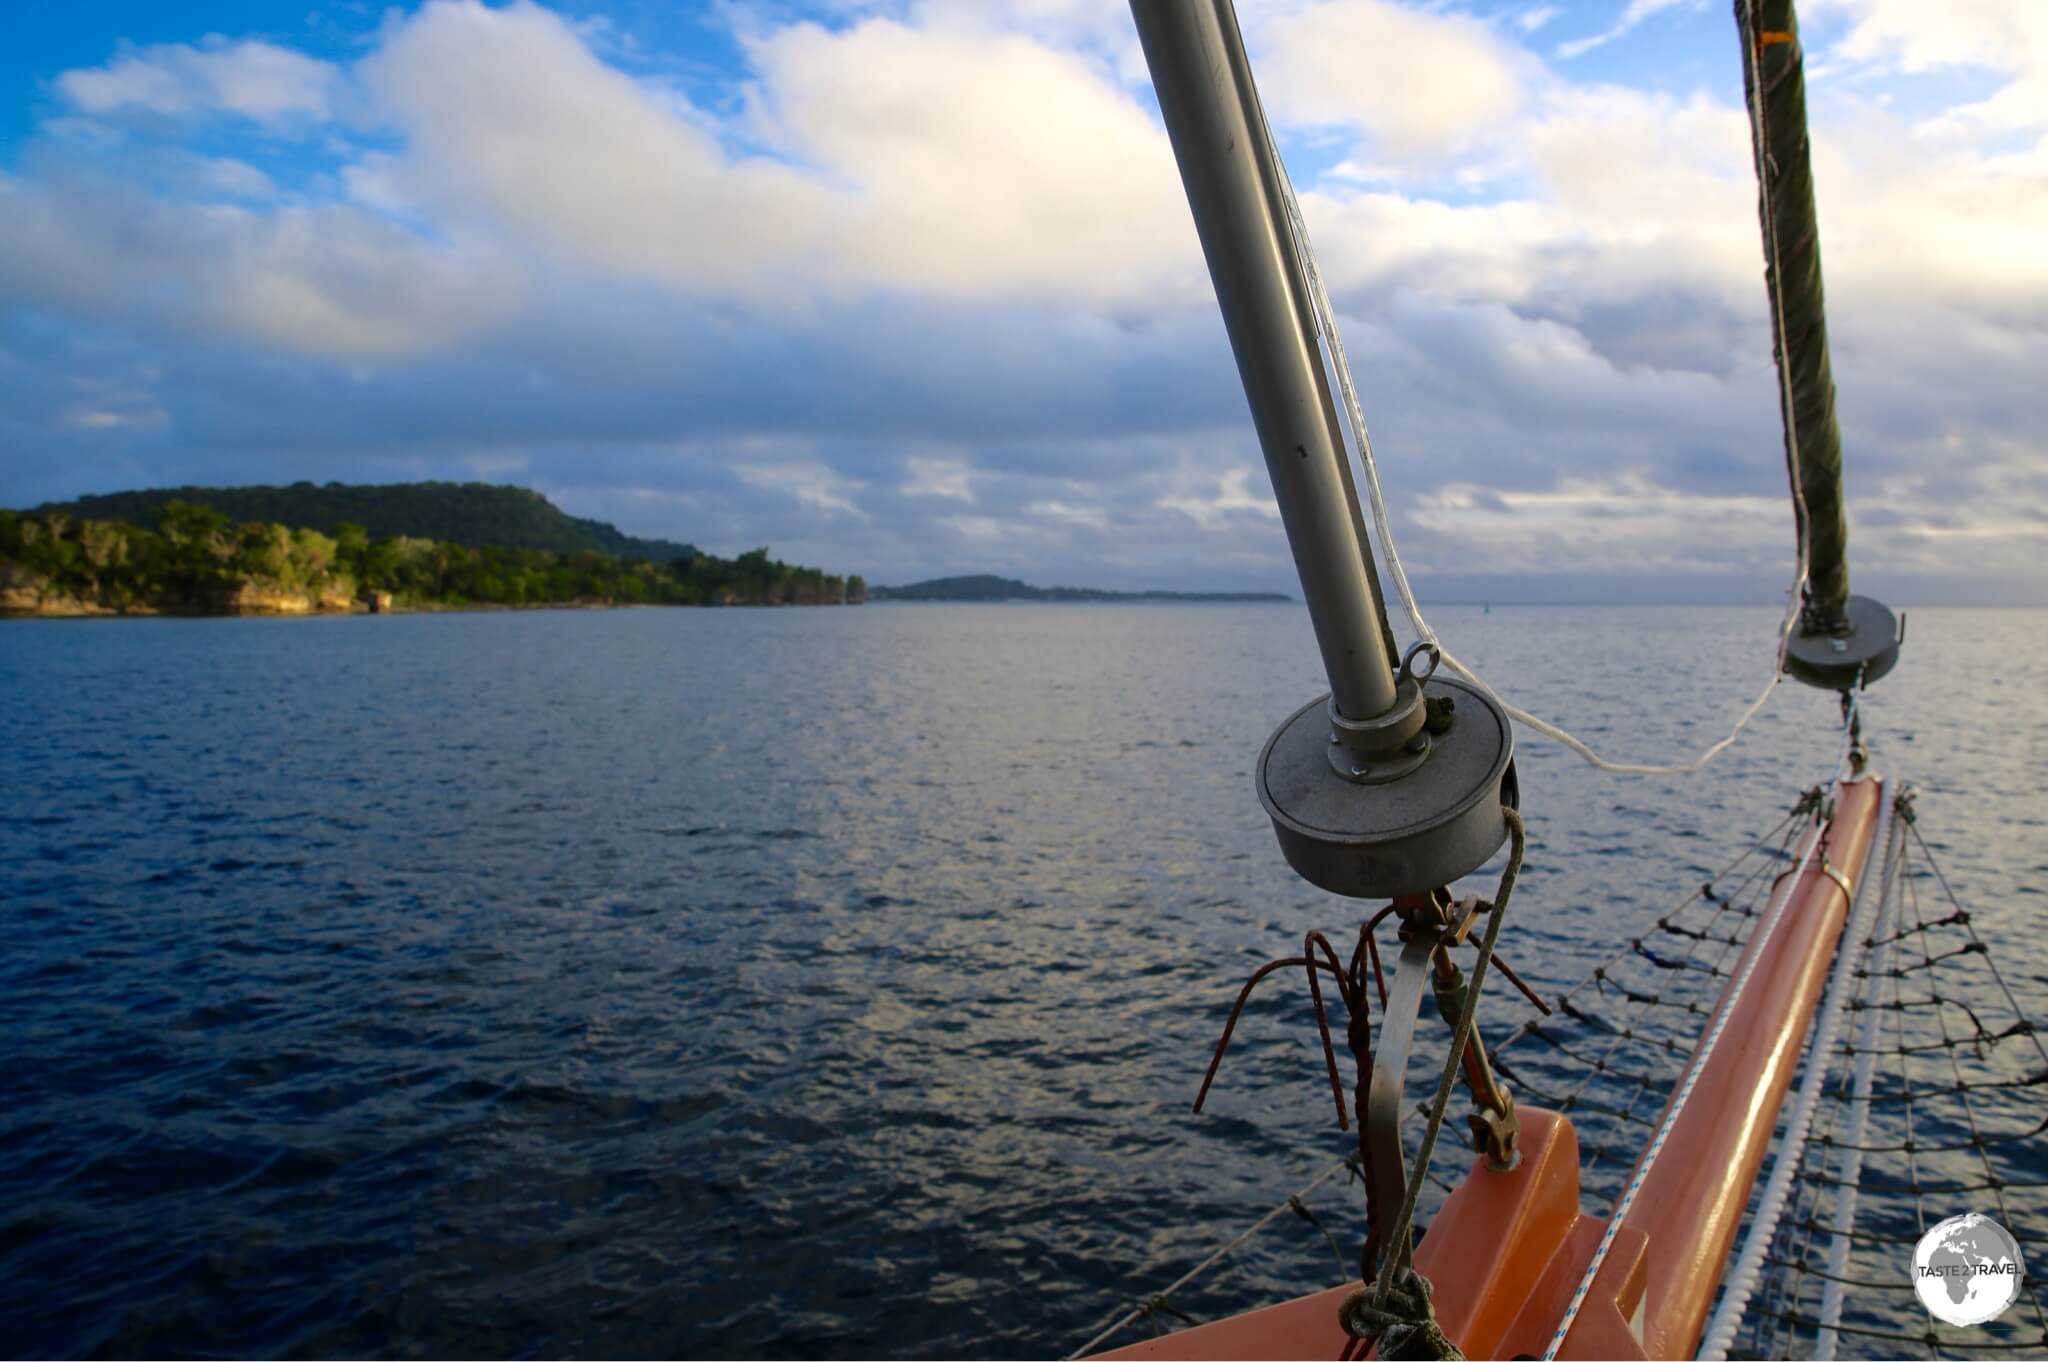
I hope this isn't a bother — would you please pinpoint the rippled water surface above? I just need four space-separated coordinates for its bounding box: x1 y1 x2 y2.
4 605 2044 1358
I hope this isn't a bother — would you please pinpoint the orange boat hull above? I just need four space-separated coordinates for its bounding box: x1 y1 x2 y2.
1093 777 1881 1360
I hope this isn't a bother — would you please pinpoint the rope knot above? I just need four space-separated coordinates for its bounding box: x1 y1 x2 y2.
1338 1269 1462 1360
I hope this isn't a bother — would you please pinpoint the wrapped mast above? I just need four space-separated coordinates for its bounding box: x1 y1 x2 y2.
1737 0 1897 690
1736 0 1850 622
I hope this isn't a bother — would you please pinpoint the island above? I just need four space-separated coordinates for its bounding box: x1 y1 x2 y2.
870 574 1287 603
1 483 864 617
40 480 698 563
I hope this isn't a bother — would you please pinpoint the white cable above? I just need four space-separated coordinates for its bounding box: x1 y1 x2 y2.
1695 778 1895 1360
1540 26 1851 1343
1538 701 1862 1357
1064 1153 1357 1360
1256 22 1814 777
1537 805 1823 1358
1813 792 1908 1360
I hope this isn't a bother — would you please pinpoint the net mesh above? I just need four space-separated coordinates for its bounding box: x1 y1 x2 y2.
1072 786 2047 1359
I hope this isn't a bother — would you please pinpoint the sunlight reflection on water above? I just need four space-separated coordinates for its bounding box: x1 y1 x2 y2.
2 605 2042 1356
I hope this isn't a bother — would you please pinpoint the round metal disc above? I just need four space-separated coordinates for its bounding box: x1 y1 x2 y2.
1257 675 1517 900
1783 594 1901 691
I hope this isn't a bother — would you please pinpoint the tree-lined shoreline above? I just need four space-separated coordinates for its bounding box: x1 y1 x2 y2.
1 503 863 618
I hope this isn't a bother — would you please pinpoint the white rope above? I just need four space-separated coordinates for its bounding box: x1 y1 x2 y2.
1257 23 1813 777
1536 810 1822 1359
1694 777 1896 1360
1536 699 1862 1358
1064 1153 1356 1360
1813 788 1908 1361
1538 23 1849 1341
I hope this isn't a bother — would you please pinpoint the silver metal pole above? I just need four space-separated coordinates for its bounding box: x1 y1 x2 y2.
1132 0 1398 721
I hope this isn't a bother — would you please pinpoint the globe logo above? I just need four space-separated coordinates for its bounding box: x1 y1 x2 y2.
1912 1213 2025 1326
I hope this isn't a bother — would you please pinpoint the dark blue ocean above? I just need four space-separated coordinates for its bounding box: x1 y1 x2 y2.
4 605 2044 1357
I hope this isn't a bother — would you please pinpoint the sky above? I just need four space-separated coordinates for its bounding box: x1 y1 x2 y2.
1 0 2043 602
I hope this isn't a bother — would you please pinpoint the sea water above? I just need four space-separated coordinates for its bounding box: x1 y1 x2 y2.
3 605 2043 1356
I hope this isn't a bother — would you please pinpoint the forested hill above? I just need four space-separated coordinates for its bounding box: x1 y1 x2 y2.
871 574 1288 602
35 482 696 562
2 503 860 616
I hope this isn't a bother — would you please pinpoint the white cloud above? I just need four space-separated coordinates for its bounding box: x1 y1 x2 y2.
6 0 2045 598
345 2 1197 308
1158 465 1282 529
732 459 872 519
1809 0 2048 144
1256 1 1527 162
746 16 1198 303
938 513 1030 544
0 173 520 361
58 38 341 122
340 152 413 217
1814 0 2048 82
205 205 521 360
184 154 275 199
1554 0 1693 61
1289 54 2048 368
57 370 169 433
898 0 1149 83
1024 498 1109 530
1291 83 1762 365
1413 473 1786 575
901 457 976 502
357 2 837 298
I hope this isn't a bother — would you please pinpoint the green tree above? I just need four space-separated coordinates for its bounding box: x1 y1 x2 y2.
235 522 294 581
157 501 229 549
78 520 127 574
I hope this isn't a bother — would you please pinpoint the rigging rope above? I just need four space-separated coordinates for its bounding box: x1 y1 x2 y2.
1730 814 2048 1359
1426 770 2044 1359
1256 40 1813 776
1535 704 1859 1357
1063 1152 1361 1360
1068 787 1829 1357
1066 791 1983 1359
1694 778 1898 1360
1537 804 1827 1358
1812 790 1908 1360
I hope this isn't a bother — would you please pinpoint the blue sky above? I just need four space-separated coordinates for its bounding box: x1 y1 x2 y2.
3 0 2044 601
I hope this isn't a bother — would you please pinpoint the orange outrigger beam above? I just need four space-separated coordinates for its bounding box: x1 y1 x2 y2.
1096 775 1883 1361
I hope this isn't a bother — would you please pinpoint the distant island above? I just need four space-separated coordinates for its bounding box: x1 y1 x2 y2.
870 573 1287 603
2 482 863 618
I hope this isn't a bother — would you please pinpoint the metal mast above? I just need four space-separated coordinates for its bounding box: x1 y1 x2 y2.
1129 0 1396 722
1131 0 1515 900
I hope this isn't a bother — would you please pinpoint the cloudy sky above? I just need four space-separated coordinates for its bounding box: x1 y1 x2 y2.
2 0 2043 600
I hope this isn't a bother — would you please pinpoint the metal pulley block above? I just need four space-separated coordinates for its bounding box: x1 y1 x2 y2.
1783 593 1901 691
1258 647 1517 901
1468 1092 1519 1172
